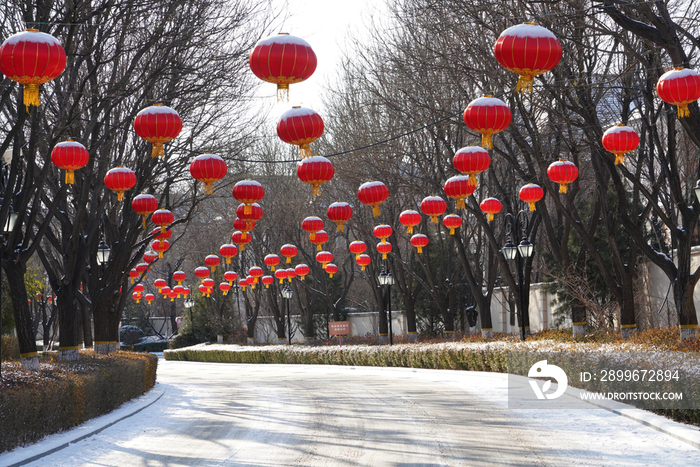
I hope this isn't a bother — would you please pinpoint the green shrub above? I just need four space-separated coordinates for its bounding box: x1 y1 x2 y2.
1 334 19 361
121 340 169 352
169 332 196 349
0 350 157 452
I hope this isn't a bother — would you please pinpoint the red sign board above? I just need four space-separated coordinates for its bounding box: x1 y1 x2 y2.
329 320 351 336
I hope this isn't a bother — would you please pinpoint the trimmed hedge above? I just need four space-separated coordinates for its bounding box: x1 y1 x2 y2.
0 350 157 453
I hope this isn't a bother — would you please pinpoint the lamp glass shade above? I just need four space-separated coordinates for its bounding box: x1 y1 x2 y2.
281 287 293 299
3 210 18 234
517 240 534 258
695 181 700 203
502 242 517 261
385 272 395 286
184 297 195 308
96 240 111 265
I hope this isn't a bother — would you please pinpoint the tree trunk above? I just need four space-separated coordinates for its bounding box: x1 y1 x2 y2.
56 287 79 361
5 261 39 369
404 296 418 342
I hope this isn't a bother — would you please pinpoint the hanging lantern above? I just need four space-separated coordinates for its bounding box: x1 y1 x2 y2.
310 230 329 251
297 156 334 196
132 193 158 228
656 67 700 118
173 271 187 285
316 250 333 269
143 250 158 265
327 201 353 232
261 276 274 289
133 284 145 295
153 278 167 293
219 282 231 295
463 96 512 149
202 279 215 295
0 29 66 110
519 184 544 211
224 271 238 286
494 23 562 93
547 160 579 193
444 175 476 209
205 254 221 273
286 268 297 283
132 292 143 303
144 293 155 305
420 195 447 223
239 278 249 291
236 203 263 231
358 181 389 217
601 124 640 165
277 106 324 158
104 166 136 201
325 263 338 278
189 154 228 195
453 146 491 189
135 262 149 275
151 227 171 249
399 210 421 234
231 230 252 251
152 239 170 258
168 290 178 301
199 284 209 296
248 32 317 100
51 141 89 185
219 244 239 264
443 214 463 235
160 286 172 298
274 268 288 284
247 275 257 288
349 240 367 260
264 253 281 271
295 263 310 280
280 244 298 263
233 218 255 237
133 104 182 158
232 180 264 215
194 266 210 281
302 216 325 240
182 288 191 298
410 234 429 254
151 209 174 234
173 285 185 298
480 198 503 221
373 224 393 244
249 267 264 288
356 254 371 271
129 269 139 284
376 242 392 260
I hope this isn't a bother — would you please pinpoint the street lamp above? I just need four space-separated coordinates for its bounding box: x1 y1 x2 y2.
502 211 534 341
281 285 293 345
378 269 395 345
694 180 700 203
1 202 17 235
184 296 196 344
96 239 111 265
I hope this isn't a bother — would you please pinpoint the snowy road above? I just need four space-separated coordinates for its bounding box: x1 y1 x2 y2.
16 359 699 466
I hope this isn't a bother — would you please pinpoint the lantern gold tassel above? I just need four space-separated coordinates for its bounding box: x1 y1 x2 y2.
244 204 251 215
226 258 231 264
23 84 40 110
559 185 567 193
141 216 147 229
372 205 380 217
299 144 313 159
677 104 690 118
456 199 465 210
614 154 624 165
481 134 493 149
381 238 386 244
529 202 536 211
449 228 455 235
204 182 213 195
329 273 334 278
417 247 423 254
312 185 321 196
336 222 344 232
317 245 322 251
276 84 289 102
361 265 366 271
271 265 275 271
382 253 387 260
407 226 413 234
65 170 75 185
286 257 291 263
117 191 125 201
431 216 438 223
151 143 165 158
516 75 534 93
310 232 316 241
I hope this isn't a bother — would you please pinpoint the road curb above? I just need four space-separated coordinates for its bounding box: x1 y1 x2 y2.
0 386 165 467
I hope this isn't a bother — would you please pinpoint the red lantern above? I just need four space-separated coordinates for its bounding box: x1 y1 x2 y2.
143 250 158 265
302 216 325 240
295 263 310 280
246 275 256 288
133 284 145 295
444 175 476 209
132 292 143 303
410 234 429 254
327 201 352 232
373 224 393 244
51 141 89 185
153 278 167 292
443 214 463 235
316 251 333 269
325 263 338 278
280 244 298 263
219 282 231 295
349 240 367 260
182 288 191 297
480 198 502 221
194 266 210 281
248 33 317 100
519 184 544 211
104 167 136 201
547 160 579 194
160 286 172 298
656 67 700 118
494 23 562 93
274 268 288 284
132 193 158 228
277 106 324 158
202 278 215 293
453 146 491 189
264 254 281 271
231 231 252 251
151 227 171 248
199 284 209 296
239 278 249 291
220 244 239 264
205 254 221 272
249 266 264 285
129 269 139 284
602 124 640 165
189 154 228 195
0 29 66 110
233 218 254 237
297 156 334 196
399 210 421 234
358 181 389 217
463 96 512 149
173 271 186 285
420 195 447 223
286 268 297 282
144 293 155 304
236 203 263 229
261 276 274 289
173 285 185 298
133 104 182 158
224 271 238 286
232 180 264 215
135 263 149 275
356 254 371 271
152 239 169 258
310 230 328 251
151 209 174 234
376 242 392 260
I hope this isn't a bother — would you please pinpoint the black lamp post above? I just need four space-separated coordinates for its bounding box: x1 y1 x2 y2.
281 285 293 345
503 211 534 341
184 296 196 343
378 269 395 345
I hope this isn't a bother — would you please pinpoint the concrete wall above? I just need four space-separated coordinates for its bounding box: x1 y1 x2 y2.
488 282 570 334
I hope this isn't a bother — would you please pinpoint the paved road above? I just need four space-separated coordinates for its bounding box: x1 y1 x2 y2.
22 359 698 466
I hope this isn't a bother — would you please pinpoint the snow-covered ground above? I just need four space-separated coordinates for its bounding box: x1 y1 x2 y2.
1 358 698 466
